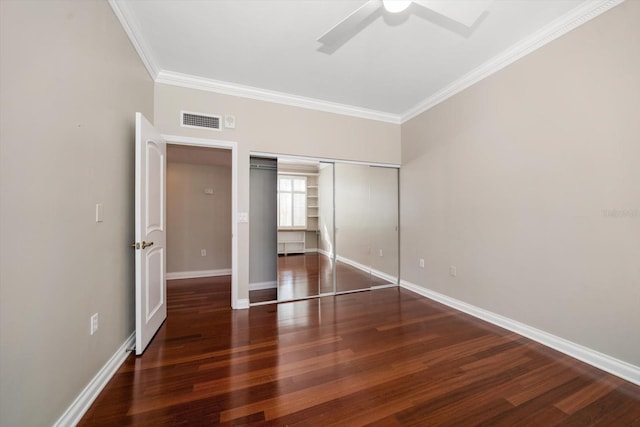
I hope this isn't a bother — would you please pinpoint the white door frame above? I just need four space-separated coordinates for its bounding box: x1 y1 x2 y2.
162 134 240 309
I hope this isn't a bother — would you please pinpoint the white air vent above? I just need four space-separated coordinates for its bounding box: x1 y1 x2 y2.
181 111 221 131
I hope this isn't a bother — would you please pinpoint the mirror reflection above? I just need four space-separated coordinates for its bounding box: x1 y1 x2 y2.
249 156 398 305
335 164 399 293
276 160 334 302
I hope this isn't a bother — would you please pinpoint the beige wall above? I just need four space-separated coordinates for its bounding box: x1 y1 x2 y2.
400 1 640 366
0 1 154 425
167 162 232 273
154 84 401 301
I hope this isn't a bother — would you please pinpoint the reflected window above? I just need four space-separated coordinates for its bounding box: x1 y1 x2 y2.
278 175 307 229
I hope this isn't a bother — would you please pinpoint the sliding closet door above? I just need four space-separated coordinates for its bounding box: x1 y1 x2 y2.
335 163 372 293
369 166 399 286
249 155 398 306
276 159 335 301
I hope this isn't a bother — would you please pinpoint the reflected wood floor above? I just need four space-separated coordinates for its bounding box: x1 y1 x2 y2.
251 253 393 303
80 277 640 426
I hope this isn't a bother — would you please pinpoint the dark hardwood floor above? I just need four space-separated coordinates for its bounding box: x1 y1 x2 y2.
80 276 640 426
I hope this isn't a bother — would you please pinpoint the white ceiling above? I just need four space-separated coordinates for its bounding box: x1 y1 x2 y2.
112 0 620 122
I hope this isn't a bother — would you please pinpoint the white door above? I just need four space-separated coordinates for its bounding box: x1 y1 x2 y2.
134 112 167 355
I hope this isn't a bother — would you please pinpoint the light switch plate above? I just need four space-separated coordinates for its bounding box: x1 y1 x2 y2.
90 313 99 335
95 203 103 223
237 212 249 223
449 265 457 277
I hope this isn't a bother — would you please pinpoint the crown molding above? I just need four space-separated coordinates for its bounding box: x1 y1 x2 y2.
109 0 394 122
108 0 159 80
400 0 625 123
108 0 397 123
156 70 401 124
109 0 622 126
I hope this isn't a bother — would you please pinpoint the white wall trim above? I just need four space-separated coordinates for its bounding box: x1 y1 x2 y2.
108 0 159 80
156 70 401 124
400 280 640 386
54 332 135 427
161 134 240 309
236 298 250 309
112 0 621 125
317 248 333 258
249 281 277 291
400 0 624 122
166 269 232 280
336 255 399 285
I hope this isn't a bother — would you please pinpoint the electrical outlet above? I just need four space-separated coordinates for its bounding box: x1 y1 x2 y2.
419 258 425 268
449 265 457 277
201 249 206 257
90 313 99 335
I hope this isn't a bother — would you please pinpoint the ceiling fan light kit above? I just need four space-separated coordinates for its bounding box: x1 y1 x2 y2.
382 0 412 14
317 0 493 48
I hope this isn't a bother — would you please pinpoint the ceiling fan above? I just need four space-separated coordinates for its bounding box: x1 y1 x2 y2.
317 0 493 47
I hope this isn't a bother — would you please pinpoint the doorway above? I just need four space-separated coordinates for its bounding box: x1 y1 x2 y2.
162 135 239 308
166 144 232 285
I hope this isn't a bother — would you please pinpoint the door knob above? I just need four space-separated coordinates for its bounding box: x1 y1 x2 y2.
141 241 154 249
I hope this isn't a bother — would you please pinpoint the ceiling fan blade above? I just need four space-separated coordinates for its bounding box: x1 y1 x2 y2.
414 0 492 27
317 0 382 46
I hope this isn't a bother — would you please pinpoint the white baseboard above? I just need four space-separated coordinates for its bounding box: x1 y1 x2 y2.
400 280 640 386
166 268 231 280
305 248 318 253
317 248 333 258
249 281 277 291
236 298 250 309
336 255 399 284
54 332 135 427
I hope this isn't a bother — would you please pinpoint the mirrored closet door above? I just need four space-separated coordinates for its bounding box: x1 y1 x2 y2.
249 155 398 305
275 159 334 302
368 166 399 287
335 164 399 293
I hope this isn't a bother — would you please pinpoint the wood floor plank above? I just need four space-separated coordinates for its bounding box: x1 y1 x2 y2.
554 374 624 415
79 276 640 426
556 384 640 426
